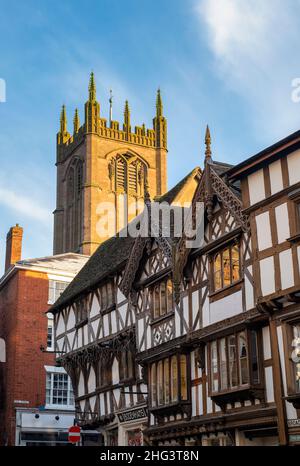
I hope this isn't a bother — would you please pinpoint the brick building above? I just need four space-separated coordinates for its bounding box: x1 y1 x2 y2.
0 225 88 445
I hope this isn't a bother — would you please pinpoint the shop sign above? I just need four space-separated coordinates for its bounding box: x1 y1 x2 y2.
288 419 300 427
118 407 148 423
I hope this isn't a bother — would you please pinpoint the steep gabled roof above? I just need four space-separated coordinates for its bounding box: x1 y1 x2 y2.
51 168 201 312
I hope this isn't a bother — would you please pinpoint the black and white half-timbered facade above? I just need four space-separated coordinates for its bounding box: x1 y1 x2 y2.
51 127 300 446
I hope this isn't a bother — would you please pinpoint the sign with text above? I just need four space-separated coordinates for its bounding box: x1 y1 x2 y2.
117 407 148 423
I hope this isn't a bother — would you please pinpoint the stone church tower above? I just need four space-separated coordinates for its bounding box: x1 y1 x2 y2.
53 73 167 256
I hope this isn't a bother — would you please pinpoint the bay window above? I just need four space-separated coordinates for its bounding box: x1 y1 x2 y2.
209 330 260 395
284 322 300 405
150 354 188 408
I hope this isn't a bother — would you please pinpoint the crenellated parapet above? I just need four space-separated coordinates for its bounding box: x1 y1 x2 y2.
57 72 167 162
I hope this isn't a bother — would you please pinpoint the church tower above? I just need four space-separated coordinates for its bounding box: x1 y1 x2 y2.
53 73 168 256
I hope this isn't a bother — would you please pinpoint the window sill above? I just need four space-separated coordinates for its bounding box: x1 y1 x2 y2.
287 233 300 244
151 311 175 326
210 385 264 408
149 400 191 418
285 393 300 409
209 279 243 303
44 404 75 411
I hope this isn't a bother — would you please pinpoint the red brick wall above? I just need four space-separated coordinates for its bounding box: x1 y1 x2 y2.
0 269 55 445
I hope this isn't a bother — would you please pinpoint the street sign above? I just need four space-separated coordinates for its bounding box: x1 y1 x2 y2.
68 425 81 444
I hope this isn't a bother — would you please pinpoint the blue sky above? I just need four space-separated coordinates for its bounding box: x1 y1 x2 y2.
1 0 300 271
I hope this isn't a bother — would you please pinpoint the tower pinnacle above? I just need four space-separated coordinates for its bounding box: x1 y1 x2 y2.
156 88 163 118
88 71 96 101
60 105 67 134
73 108 80 134
123 100 131 136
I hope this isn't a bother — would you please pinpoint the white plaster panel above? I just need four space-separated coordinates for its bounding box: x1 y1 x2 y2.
275 203 290 244
89 395 96 411
56 314 65 336
100 394 105 416
78 371 85 397
287 149 300 185
245 265 254 310
112 357 119 385
88 367 96 393
269 159 283 195
262 326 271 360
192 291 200 330
66 308 75 331
265 366 274 402
260 256 275 296
209 291 243 325
111 310 117 334
183 296 189 330
175 307 181 338
255 212 272 251
248 169 265 205
279 249 294 290
103 314 109 337
90 295 100 318
192 387 196 417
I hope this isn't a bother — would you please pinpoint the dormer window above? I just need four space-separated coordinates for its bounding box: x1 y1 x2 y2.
212 243 240 292
100 280 115 311
151 277 173 320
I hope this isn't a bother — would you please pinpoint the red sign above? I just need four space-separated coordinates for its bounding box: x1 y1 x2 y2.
68 425 81 444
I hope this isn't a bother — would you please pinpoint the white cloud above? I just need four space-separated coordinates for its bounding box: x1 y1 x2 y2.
0 187 50 224
196 0 300 140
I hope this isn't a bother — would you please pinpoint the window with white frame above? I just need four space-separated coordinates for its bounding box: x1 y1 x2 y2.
47 313 54 351
48 280 69 305
45 369 74 409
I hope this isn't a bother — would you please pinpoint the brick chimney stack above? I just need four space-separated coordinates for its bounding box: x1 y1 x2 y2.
5 224 23 272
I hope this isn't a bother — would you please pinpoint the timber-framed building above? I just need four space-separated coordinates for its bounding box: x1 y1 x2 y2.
51 79 300 446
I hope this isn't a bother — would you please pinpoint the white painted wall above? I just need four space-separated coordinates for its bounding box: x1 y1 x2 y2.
209 291 243 325
256 212 272 250
265 366 275 402
260 256 275 296
245 265 254 310
279 249 294 289
262 326 271 360
269 159 283 195
0 338 5 362
248 169 265 205
275 203 290 244
287 149 300 186
88 367 96 393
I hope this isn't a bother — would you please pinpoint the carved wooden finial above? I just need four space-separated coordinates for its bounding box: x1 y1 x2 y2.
205 125 212 163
